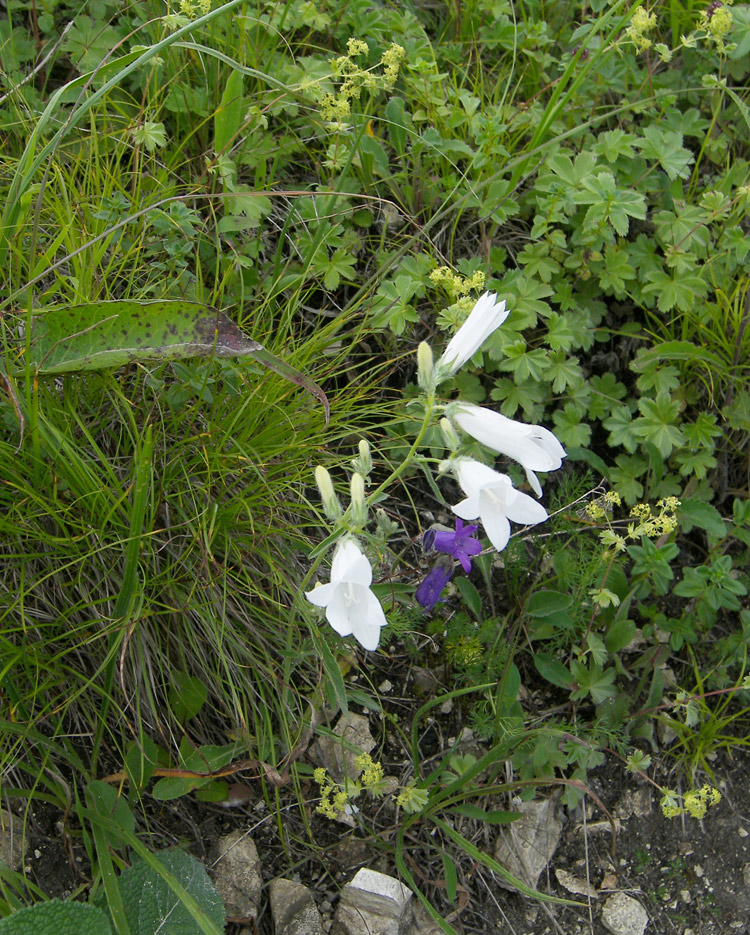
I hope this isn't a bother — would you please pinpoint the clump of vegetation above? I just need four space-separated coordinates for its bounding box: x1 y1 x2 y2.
0 0 748 929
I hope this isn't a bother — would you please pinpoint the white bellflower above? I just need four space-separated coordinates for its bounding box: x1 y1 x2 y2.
451 458 548 551
451 403 566 496
305 539 387 651
435 292 509 380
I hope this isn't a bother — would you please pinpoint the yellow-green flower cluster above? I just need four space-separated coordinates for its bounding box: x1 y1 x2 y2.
430 266 486 300
396 781 430 814
314 754 387 820
314 767 354 819
320 40 405 123
627 498 680 538
594 494 678 554
626 6 658 50
354 752 385 792
699 1 734 50
177 0 211 16
585 490 622 521
660 785 721 819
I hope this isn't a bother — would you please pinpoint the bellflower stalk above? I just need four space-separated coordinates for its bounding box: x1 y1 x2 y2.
452 458 549 552
434 292 509 381
305 538 387 651
451 403 566 496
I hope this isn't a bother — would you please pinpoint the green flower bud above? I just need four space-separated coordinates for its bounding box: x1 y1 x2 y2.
417 342 435 390
349 472 368 527
315 466 342 520
351 438 373 475
439 417 461 451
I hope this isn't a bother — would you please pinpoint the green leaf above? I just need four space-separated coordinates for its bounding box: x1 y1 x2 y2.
86 781 135 849
597 243 635 296
552 404 592 447
569 660 617 704
169 671 208 723
124 737 161 792
605 618 636 653
451 803 523 823
679 499 727 539
441 852 458 904
152 744 238 800
630 341 724 374
633 393 685 458
114 849 226 935
0 901 112 935
385 97 411 156
642 269 707 312
496 341 550 382
526 590 573 617
609 454 647 504
546 351 583 393
22 301 329 420
517 242 561 283
214 68 244 155
603 407 639 453
636 126 693 180
533 652 574 689
454 577 482 618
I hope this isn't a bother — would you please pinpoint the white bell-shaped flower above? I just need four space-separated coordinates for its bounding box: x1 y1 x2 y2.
435 292 509 379
451 403 566 496
305 538 387 651
451 458 549 552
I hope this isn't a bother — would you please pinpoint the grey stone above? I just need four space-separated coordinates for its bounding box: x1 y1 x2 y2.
270 878 323 935
311 712 376 783
0 810 24 871
494 795 563 890
601 893 649 935
332 868 413 935
209 830 262 923
555 868 598 898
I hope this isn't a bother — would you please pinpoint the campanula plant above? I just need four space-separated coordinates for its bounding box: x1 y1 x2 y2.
305 291 567 649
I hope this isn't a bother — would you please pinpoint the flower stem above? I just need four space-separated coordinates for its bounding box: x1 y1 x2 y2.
365 391 437 506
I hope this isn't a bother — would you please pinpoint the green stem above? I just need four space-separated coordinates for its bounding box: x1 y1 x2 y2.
365 391 437 508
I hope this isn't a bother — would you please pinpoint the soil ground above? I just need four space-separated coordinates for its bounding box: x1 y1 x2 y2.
18 726 750 935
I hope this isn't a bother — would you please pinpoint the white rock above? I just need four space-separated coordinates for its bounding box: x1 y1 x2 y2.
311 712 375 783
494 795 563 890
555 868 598 898
332 868 412 935
270 878 323 935
601 893 649 935
209 830 262 923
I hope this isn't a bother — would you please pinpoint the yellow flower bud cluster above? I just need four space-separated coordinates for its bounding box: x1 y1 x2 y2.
177 0 211 17
429 266 486 301
626 7 658 50
699 1 734 51
593 493 677 554
660 785 721 819
320 40 405 124
314 753 387 820
626 499 680 539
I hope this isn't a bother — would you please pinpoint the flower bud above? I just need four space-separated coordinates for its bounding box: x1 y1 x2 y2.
315 465 342 521
439 417 461 451
349 472 368 527
417 341 435 390
351 438 372 475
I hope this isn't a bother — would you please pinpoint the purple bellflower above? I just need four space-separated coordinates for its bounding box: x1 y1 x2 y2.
432 518 482 573
416 560 453 611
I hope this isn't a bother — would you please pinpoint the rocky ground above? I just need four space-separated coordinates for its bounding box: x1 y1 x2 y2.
9 713 750 935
